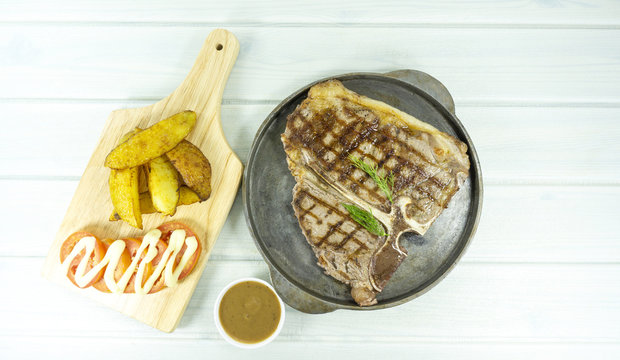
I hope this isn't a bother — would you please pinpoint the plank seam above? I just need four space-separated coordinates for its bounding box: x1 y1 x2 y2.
0 175 82 181
2 98 620 108
2 175 619 187
4 255 620 265
0 333 619 344
1 21 620 30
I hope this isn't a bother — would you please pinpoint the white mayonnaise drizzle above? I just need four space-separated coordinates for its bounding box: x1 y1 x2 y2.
61 228 198 294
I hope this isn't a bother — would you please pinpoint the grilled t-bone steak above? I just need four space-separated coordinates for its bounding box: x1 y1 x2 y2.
281 80 470 306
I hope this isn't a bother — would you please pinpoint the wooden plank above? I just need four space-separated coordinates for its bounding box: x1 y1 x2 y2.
1 26 619 103
459 106 620 184
2 0 620 26
4 258 620 341
468 185 620 263
0 102 266 178
0 179 259 260
1 337 619 360
3 181 620 263
41 29 244 332
2 103 620 183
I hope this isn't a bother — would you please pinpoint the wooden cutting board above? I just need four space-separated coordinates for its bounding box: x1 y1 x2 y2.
42 29 243 332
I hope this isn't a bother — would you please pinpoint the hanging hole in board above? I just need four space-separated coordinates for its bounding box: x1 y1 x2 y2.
216 44 223 51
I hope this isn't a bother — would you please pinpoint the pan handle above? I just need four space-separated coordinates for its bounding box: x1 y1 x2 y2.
268 266 339 314
384 69 456 115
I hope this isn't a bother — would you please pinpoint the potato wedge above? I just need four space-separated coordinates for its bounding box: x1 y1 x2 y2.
147 156 180 216
108 128 144 227
104 110 196 169
139 191 157 215
109 167 142 229
119 129 150 193
110 186 200 220
110 192 156 221
165 140 212 200
138 165 149 193
119 127 142 144
178 185 201 205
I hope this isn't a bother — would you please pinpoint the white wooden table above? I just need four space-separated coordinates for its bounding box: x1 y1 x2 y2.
1 1 619 358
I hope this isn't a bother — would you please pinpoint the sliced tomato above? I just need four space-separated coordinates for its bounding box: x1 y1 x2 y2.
147 237 167 294
93 239 131 293
121 237 148 293
157 221 201 281
59 231 106 288
122 237 167 294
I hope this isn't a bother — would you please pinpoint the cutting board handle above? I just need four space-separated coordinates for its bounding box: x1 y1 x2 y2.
168 29 240 116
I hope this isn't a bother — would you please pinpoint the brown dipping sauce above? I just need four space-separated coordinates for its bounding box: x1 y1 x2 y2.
218 281 281 344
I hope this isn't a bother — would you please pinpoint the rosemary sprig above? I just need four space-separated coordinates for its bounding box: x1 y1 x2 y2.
342 203 387 237
349 155 394 203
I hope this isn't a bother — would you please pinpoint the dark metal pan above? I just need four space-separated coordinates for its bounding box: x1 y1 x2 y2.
243 69 483 313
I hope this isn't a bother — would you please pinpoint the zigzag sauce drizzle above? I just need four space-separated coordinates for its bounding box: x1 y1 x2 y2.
61 229 198 294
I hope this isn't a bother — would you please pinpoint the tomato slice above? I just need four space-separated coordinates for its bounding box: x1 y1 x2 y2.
93 239 131 293
122 237 167 294
147 237 167 294
121 238 147 293
157 221 201 282
59 231 106 288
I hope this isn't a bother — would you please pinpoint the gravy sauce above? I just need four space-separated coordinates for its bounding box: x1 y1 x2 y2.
218 280 281 344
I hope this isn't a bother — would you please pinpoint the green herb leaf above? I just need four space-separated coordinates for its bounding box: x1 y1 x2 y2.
349 155 394 203
342 203 387 237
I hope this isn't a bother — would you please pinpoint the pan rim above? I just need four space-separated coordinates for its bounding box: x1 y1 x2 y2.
243 71 483 311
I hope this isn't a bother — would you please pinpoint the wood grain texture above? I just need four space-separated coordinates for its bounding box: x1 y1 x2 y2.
2 339 619 360
40 29 243 332
2 103 620 184
2 0 620 26
5 181 620 263
2 26 619 103
6 259 620 342
2 0 620 357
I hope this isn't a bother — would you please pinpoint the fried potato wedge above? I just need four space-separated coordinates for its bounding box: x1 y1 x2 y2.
139 191 157 215
178 186 202 205
119 129 150 194
166 140 212 200
119 127 142 144
109 186 200 221
109 167 142 229
117 128 150 193
104 111 196 169
146 156 179 216
138 165 149 193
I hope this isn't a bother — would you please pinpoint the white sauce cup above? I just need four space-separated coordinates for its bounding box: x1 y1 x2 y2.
214 277 285 349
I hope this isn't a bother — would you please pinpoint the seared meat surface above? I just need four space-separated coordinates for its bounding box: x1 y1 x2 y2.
282 80 470 306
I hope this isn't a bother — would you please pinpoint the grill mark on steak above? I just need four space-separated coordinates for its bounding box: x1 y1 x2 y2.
370 143 452 207
329 120 451 209
337 226 369 251
375 148 394 169
377 130 450 188
291 177 384 306
289 108 391 208
322 220 345 246
294 107 389 196
295 187 372 251
282 80 470 306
